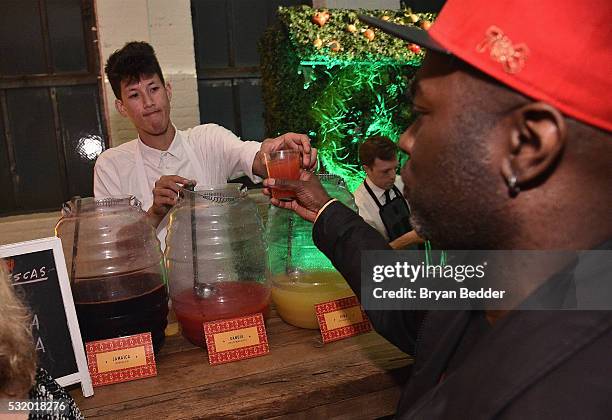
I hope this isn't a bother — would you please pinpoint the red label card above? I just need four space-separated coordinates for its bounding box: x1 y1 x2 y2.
85 332 156 387
315 296 372 343
203 313 269 365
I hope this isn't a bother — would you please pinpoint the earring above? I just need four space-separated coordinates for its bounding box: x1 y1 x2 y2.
507 174 520 197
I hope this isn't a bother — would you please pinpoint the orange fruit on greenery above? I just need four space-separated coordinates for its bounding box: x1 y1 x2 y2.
420 20 432 30
312 12 329 27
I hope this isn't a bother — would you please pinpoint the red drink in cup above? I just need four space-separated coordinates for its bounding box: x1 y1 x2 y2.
264 150 301 201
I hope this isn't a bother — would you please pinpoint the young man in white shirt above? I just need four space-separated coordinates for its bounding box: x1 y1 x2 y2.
94 41 316 227
353 136 423 249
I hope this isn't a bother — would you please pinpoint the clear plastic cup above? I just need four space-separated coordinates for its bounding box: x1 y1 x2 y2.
264 150 301 201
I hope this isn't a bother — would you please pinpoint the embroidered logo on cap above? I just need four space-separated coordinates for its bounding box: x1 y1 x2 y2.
476 26 530 74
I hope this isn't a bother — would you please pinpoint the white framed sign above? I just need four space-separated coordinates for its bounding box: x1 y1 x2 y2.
0 237 93 397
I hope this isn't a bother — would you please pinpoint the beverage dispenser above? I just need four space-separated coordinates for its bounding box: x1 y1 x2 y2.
266 174 357 329
165 184 270 347
55 196 168 353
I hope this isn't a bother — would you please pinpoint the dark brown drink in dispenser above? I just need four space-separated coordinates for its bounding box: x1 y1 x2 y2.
74 272 169 353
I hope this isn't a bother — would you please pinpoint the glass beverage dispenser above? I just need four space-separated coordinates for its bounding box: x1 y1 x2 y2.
55 196 169 353
164 184 270 348
266 174 357 329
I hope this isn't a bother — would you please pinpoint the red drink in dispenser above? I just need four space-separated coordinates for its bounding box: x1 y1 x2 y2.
165 184 271 349
172 282 270 347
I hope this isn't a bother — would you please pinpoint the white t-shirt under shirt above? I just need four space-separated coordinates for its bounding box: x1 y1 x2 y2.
93 124 261 211
353 175 408 241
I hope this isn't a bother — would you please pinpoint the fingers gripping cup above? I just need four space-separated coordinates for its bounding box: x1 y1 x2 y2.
264 150 301 201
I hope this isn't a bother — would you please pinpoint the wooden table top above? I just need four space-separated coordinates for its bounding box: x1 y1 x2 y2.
69 309 413 419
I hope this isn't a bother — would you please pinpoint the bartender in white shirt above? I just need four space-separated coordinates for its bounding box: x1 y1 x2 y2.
353 136 423 249
94 41 316 229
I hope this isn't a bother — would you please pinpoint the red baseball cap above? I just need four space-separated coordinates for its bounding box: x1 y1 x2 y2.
359 1 612 132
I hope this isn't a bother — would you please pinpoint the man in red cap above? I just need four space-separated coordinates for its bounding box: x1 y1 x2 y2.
264 0 611 417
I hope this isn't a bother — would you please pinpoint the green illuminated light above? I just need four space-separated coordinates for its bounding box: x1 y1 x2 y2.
303 62 416 191
261 6 442 265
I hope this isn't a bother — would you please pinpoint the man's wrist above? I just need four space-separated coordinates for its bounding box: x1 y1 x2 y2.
146 207 164 227
252 151 267 178
315 198 338 223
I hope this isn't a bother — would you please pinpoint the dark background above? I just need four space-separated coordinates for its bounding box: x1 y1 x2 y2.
8 249 79 379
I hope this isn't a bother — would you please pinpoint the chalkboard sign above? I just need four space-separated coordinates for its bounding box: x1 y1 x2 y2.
0 237 93 397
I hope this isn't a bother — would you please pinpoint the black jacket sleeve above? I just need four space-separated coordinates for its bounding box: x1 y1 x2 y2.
312 201 422 354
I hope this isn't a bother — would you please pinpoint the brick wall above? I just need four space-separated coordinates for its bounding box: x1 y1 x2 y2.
95 0 199 147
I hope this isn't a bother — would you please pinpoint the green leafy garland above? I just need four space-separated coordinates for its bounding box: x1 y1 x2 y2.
259 6 435 191
278 5 434 63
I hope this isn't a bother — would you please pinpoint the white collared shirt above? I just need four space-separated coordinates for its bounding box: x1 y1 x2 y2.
353 175 407 241
93 123 261 211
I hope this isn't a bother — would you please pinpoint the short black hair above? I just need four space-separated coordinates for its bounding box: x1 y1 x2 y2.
359 136 398 167
105 41 165 100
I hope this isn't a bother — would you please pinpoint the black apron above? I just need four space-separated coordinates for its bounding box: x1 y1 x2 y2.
364 180 412 241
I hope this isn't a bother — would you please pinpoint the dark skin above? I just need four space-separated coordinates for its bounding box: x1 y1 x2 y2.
264 51 612 321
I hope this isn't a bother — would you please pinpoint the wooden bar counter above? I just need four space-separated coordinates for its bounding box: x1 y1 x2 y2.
69 308 413 419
